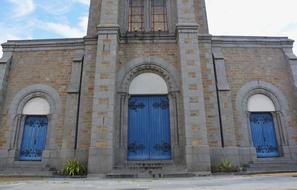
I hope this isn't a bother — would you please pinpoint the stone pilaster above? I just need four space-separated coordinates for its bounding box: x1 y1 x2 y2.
61 50 84 161
176 0 210 171
0 52 12 113
88 0 119 174
211 47 239 166
283 48 297 91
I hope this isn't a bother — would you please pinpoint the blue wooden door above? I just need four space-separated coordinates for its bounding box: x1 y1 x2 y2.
19 116 48 161
128 96 171 160
250 113 280 158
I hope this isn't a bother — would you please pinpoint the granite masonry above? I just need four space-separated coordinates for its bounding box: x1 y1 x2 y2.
0 0 297 176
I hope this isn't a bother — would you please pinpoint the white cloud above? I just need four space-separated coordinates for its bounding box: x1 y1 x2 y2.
79 15 89 31
44 22 85 38
9 0 35 18
38 1 73 16
0 23 32 58
42 14 88 38
75 0 90 6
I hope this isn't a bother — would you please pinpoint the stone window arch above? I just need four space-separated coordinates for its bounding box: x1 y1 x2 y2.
236 81 290 160
7 84 61 165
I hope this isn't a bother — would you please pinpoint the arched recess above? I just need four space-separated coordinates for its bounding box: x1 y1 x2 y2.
236 81 290 158
115 57 183 165
129 73 168 95
7 84 61 163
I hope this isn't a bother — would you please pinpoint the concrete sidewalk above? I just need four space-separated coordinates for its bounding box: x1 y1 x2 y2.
0 174 297 190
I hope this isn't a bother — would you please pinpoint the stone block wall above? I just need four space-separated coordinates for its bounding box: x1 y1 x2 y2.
118 42 179 71
0 50 72 147
222 47 297 146
0 39 85 170
211 38 297 165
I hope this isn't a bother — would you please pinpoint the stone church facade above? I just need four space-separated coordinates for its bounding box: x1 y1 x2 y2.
0 0 297 176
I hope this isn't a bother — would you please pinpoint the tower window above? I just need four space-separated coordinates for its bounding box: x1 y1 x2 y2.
128 0 168 32
152 0 168 32
128 0 145 32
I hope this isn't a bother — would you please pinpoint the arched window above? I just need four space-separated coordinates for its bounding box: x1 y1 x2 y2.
247 94 275 112
22 97 50 115
248 94 279 158
128 0 168 32
129 73 168 95
19 97 50 161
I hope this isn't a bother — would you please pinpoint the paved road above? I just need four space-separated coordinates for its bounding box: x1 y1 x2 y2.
0 174 297 190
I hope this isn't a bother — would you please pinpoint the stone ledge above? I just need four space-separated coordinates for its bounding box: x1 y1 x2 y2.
211 35 294 48
1 38 85 52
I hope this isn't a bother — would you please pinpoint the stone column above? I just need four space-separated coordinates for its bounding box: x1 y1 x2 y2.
88 0 119 174
176 0 210 172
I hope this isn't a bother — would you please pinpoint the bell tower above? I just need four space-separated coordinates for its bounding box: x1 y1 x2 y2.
86 0 210 36
86 0 212 175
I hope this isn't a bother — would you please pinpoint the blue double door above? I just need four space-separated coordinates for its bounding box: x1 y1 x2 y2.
128 95 171 160
250 112 280 158
19 116 48 161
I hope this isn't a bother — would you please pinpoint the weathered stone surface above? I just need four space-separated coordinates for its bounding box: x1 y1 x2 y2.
0 0 296 176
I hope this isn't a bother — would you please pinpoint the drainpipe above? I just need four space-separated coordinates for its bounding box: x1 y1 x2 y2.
212 54 225 148
74 56 84 150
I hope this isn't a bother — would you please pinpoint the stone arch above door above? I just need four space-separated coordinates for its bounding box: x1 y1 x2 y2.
235 81 289 150
115 56 183 164
7 84 61 153
117 56 180 93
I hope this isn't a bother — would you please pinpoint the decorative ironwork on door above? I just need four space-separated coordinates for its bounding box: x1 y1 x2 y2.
19 116 48 161
128 95 171 160
250 112 280 158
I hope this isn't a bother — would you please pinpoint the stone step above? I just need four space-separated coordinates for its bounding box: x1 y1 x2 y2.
244 167 297 174
110 161 190 178
248 163 297 168
113 161 177 171
106 170 195 178
0 170 55 177
254 159 297 164
243 159 297 174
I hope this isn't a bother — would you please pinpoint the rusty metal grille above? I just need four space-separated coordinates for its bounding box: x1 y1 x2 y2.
152 0 168 32
128 0 145 32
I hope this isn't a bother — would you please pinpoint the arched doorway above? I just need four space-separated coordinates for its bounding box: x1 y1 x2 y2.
127 73 171 160
248 94 280 158
19 97 50 161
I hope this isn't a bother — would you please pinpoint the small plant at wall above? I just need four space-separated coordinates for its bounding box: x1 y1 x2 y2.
211 160 240 173
62 160 87 176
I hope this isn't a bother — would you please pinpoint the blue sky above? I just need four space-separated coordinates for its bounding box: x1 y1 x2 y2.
0 0 296 57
